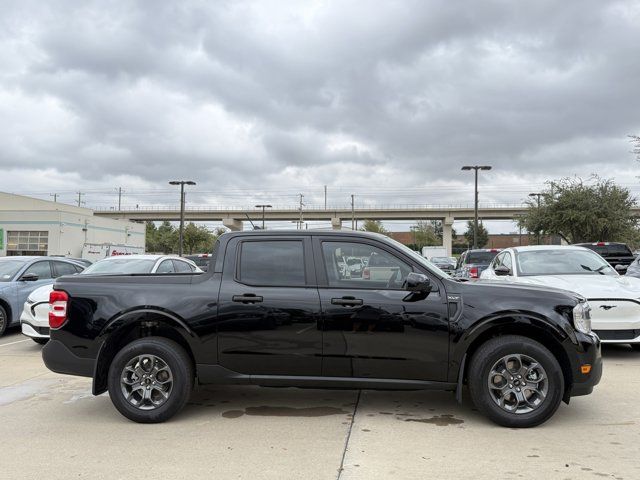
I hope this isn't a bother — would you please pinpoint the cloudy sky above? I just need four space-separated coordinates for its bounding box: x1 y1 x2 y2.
1 0 639 232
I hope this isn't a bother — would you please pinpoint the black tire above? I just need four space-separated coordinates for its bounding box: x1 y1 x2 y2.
32 337 49 345
0 305 8 337
468 335 564 428
631 343 640 352
107 336 194 423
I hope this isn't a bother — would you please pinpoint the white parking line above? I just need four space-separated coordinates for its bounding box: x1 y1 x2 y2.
0 339 29 348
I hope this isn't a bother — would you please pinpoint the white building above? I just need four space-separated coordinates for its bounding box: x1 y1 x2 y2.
0 192 145 257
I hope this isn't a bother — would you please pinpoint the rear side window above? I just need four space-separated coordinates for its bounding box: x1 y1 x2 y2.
467 251 498 264
239 241 305 286
156 260 175 274
53 261 80 277
173 260 192 273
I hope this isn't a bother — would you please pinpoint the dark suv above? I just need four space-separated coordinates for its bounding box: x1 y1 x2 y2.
454 249 501 279
574 242 635 273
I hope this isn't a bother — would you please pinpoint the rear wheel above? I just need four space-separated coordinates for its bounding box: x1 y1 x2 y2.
107 337 193 423
468 335 564 428
0 306 7 337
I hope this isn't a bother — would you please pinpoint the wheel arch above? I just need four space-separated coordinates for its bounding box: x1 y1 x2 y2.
455 313 574 402
92 309 199 395
0 296 13 328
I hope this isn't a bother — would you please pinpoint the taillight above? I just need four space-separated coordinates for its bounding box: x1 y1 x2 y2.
469 267 479 278
49 290 69 329
362 267 370 280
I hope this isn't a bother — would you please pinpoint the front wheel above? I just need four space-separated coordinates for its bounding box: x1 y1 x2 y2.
0 306 8 337
107 337 194 423
468 335 564 428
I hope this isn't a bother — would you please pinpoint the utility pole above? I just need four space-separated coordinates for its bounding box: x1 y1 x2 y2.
298 194 304 230
461 165 492 249
50 193 58 202
324 185 327 209
117 187 124 210
76 192 85 207
351 194 355 230
529 192 543 245
169 180 196 256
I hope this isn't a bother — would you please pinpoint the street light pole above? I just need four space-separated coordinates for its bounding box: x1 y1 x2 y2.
529 192 543 245
255 204 272 230
461 165 492 249
169 180 196 256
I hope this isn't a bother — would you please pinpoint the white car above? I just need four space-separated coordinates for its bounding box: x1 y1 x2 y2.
481 245 640 350
20 255 201 344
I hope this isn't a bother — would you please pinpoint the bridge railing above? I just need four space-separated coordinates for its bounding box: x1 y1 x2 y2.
93 202 530 212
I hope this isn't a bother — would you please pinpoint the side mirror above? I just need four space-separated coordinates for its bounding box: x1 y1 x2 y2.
615 264 628 272
405 272 431 293
494 265 511 276
20 273 39 282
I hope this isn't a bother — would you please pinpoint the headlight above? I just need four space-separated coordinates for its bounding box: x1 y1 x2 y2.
573 301 592 334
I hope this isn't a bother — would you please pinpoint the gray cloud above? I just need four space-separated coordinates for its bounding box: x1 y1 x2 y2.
1 0 639 217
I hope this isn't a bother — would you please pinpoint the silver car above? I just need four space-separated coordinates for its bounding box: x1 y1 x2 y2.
0 256 84 337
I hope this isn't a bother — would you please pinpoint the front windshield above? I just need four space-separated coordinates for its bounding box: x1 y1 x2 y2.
82 258 156 275
0 259 28 281
384 237 450 277
516 249 617 276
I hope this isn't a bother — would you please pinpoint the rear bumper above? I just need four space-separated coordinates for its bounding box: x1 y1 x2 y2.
569 332 603 397
42 339 95 378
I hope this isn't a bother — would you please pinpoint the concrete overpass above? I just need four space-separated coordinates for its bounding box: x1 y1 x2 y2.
94 204 532 256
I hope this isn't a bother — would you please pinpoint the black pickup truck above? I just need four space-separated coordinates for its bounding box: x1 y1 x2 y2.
43 231 601 427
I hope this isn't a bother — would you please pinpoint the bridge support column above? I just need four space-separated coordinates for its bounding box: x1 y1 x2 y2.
443 217 454 257
223 218 243 231
331 218 342 230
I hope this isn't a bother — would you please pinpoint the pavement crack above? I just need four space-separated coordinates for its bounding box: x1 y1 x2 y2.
336 389 361 480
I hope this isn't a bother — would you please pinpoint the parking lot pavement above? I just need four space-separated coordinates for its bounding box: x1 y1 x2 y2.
1 329 639 480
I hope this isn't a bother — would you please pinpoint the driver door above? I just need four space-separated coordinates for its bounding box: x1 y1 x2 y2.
313 236 450 382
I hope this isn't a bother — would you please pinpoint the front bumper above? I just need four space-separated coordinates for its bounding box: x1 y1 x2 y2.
569 332 603 397
21 321 50 339
42 339 95 378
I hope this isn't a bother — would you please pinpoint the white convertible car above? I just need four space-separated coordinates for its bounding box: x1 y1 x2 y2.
481 245 640 350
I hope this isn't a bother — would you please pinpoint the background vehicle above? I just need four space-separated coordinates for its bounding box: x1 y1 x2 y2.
454 249 501 279
51 256 93 268
481 245 640 350
43 231 600 428
625 256 640 279
421 246 446 258
0 256 84 336
21 255 199 344
81 243 145 263
184 254 211 272
574 242 635 273
429 256 456 272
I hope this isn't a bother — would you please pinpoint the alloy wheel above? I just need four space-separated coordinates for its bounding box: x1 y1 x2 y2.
487 353 548 414
120 354 174 410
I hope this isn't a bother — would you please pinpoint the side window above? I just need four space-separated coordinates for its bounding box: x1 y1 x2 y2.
239 241 306 286
321 241 412 289
503 253 513 272
173 260 192 273
156 260 175 274
24 261 52 280
457 253 466 269
493 252 504 269
53 261 80 277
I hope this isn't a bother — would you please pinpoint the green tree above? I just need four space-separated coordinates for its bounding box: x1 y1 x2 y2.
463 220 489 248
517 177 637 243
183 223 214 254
360 219 388 234
156 221 178 253
410 220 440 249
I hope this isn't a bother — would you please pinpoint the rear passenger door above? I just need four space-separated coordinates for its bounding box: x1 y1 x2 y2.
216 236 322 376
